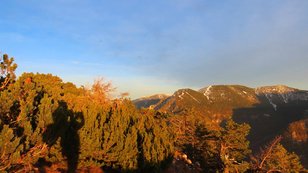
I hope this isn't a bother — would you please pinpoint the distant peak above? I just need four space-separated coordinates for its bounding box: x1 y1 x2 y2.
152 94 169 99
174 88 194 95
255 85 297 94
134 94 169 101
199 84 252 90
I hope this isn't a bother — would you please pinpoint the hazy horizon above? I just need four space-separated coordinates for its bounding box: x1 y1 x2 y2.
1 0 308 99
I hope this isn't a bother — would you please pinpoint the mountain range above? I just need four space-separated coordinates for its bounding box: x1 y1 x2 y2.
133 85 308 166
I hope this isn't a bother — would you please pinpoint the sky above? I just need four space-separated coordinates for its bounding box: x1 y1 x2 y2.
0 0 308 99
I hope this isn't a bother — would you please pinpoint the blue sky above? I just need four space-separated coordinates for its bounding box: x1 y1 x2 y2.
1 0 308 98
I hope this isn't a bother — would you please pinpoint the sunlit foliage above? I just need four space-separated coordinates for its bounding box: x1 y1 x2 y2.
0 54 173 172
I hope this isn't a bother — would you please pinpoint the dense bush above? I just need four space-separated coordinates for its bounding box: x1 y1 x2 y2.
0 54 174 172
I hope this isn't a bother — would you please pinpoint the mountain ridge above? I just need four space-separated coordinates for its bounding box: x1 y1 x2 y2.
134 85 308 111
133 84 308 167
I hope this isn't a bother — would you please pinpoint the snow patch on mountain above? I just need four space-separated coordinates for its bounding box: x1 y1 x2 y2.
175 90 200 103
202 85 212 100
178 92 185 100
264 94 277 111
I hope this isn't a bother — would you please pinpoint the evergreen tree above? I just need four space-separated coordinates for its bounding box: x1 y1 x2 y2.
0 53 17 90
196 119 251 173
250 136 306 173
137 109 174 172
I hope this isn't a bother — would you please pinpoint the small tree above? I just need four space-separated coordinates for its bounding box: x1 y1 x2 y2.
220 119 251 173
250 136 305 173
0 53 17 90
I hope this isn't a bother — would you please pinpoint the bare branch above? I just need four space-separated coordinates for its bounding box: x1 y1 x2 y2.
258 136 282 170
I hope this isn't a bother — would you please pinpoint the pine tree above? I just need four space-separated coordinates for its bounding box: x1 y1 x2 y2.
196 119 251 173
250 136 306 173
137 109 174 172
0 54 17 90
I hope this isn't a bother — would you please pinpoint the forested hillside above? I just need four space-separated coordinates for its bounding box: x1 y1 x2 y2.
1 53 307 173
